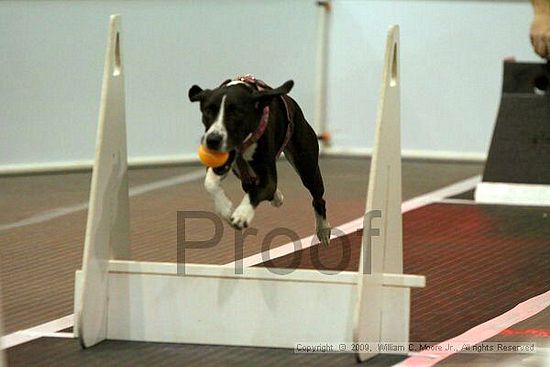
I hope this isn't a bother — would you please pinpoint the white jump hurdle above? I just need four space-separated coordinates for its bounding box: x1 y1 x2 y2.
74 15 425 362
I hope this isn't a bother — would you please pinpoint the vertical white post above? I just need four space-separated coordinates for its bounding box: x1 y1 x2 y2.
314 0 332 148
77 15 130 348
353 25 402 362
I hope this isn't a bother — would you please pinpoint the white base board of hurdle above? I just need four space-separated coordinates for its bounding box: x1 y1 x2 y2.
74 262 423 349
74 15 425 362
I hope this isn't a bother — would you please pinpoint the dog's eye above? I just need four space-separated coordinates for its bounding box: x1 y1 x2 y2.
225 104 242 117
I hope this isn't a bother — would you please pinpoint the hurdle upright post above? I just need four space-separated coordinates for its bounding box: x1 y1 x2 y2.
76 14 130 348
353 25 423 362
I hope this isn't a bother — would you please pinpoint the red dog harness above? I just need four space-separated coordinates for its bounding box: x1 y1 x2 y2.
227 75 294 186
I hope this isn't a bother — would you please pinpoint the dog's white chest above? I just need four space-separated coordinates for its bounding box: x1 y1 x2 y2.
232 144 257 181
241 142 257 161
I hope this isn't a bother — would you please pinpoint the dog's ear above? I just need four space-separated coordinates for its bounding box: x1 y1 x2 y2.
188 85 209 102
274 80 294 95
253 80 294 101
218 79 232 87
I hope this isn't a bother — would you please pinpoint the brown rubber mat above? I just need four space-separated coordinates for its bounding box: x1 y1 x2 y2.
5 337 408 367
0 167 182 225
6 202 548 367
260 203 550 343
0 159 482 333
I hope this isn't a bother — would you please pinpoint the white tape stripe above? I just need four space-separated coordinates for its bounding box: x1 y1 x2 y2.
17 331 74 339
399 175 481 213
1 315 73 349
226 175 481 268
439 198 477 205
128 169 205 196
0 169 205 232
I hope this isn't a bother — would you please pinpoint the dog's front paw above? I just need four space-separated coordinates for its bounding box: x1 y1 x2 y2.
270 189 284 208
230 201 255 229
215 196 233 221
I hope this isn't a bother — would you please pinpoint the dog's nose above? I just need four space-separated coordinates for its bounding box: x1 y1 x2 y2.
205 133 223 150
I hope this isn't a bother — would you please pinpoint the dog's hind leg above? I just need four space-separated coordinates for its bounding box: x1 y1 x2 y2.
270 189 284 207
309 167 331 247
283 101 331 245
285 146 331 247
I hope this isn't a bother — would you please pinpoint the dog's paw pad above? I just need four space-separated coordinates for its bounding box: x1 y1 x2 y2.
230 205 255 230
270 190 284 208
230 215 249 229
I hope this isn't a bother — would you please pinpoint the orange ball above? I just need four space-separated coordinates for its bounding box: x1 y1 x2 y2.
198 144 229 168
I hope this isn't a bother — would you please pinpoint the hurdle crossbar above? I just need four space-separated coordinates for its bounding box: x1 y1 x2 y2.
74 16 425 362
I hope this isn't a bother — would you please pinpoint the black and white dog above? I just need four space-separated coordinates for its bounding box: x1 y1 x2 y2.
188 76 330 246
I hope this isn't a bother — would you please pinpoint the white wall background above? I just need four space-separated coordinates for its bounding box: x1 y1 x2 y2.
0 0 317 169
0 0 541 170
327 0 539 158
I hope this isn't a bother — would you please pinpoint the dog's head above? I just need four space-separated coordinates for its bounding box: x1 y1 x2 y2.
188 79 294 152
